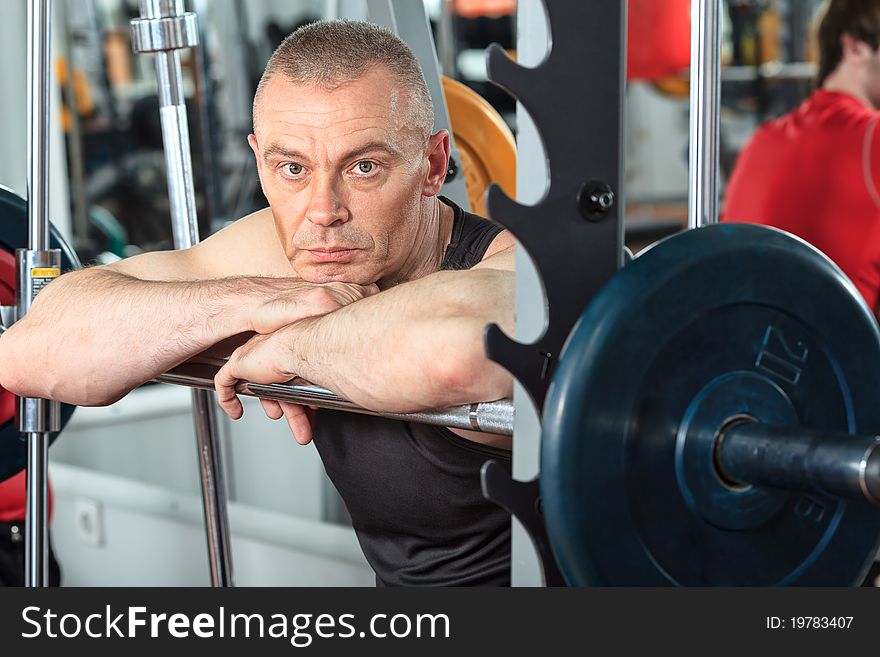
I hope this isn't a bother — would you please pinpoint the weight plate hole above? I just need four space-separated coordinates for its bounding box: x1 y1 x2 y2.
713 414 757 493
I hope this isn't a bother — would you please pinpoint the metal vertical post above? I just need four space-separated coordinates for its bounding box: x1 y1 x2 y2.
191 0 221 231
510 0 546 588
438 0 457 78
366 0 471 210
58 0 91 251
131 0 234 586
480 0 626 585
688 0 722 228
21 0 61 588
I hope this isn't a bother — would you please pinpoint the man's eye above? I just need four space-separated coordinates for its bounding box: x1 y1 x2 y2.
355 161 374 174
283 163 303 176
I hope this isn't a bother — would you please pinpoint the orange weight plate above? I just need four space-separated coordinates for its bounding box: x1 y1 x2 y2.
442 76 516 217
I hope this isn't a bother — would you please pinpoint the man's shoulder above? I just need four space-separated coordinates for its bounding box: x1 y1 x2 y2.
740 91 873 159
790 90 878 135
218 206 276 235
194 207 290 277
482 230 515 261
450 201 514 258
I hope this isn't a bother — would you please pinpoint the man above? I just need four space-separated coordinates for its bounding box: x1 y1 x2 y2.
723 0 880 311
0 20 516 586
723 1 880 587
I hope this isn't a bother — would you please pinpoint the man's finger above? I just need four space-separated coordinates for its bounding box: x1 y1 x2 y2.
281 402 313 445
214 365 244 419
260 398 283 420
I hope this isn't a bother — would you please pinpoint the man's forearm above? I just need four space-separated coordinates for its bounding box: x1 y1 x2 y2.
0 268 253 405
283 269 515 413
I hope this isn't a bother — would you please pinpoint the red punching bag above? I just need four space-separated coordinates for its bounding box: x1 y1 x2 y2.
627 0 691 81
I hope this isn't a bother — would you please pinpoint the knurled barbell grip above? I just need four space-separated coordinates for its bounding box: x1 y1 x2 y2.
716 421 880 506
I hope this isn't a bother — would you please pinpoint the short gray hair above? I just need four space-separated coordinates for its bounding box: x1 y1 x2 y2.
253 20 434 139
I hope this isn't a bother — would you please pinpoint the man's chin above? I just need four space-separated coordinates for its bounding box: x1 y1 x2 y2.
297 265 377 286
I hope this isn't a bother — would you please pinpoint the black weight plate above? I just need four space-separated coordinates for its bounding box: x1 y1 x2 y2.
542 223 880 586
0 185 80 483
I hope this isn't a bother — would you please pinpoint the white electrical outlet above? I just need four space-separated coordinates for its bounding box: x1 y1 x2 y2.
74 497 104 547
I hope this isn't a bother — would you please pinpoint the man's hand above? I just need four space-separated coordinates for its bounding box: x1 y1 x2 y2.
238 281 377 443
246 279 378 335
214 325 320 443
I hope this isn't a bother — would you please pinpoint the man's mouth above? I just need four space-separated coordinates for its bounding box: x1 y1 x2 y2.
306 248 360 263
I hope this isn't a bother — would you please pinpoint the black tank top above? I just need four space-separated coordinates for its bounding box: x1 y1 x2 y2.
312 198 511 586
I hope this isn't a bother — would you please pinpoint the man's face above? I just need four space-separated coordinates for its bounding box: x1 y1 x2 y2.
865 44 880 109
249 66 444 285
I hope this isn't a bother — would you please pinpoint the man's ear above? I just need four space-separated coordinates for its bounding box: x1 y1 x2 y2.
248 134 271 202
422 129 451 197
248 134 263 177
841 33 873 63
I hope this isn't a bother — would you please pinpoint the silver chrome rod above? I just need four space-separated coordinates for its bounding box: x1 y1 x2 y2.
58 0 90 247
190 388 233 585
23 0 54 589
28 0 51 251
156 360 515 436
718 423 880 506
687 0 722 229
133 0 233 587
24 432 49 587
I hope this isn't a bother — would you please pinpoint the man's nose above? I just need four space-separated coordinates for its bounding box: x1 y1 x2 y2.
305 176 349 227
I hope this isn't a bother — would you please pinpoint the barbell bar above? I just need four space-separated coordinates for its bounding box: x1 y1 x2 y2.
717 421 880 507
155 332 880 508
155 359 516 436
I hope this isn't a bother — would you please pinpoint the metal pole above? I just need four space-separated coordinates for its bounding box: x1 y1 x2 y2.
191 0 220 231
22 0 61 588
688 0 722 229
717 423 880 506
131 0 233 586
156 359 516 436
366 0 471 209
57 0 90 251
29 0 51 253
438 0 457 78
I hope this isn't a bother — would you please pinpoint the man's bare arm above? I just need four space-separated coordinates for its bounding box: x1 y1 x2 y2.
1 269 256 405
215 247 515 417
0 211 376 406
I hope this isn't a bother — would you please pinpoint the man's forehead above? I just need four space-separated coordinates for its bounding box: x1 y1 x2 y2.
255 112 402 162
253 72 424 155
255 68 408 128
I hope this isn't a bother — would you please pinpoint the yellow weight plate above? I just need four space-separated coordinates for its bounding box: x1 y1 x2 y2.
442 76 516 217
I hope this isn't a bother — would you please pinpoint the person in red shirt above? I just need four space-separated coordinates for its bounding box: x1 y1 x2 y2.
723 0 880 313
724 0 880 587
